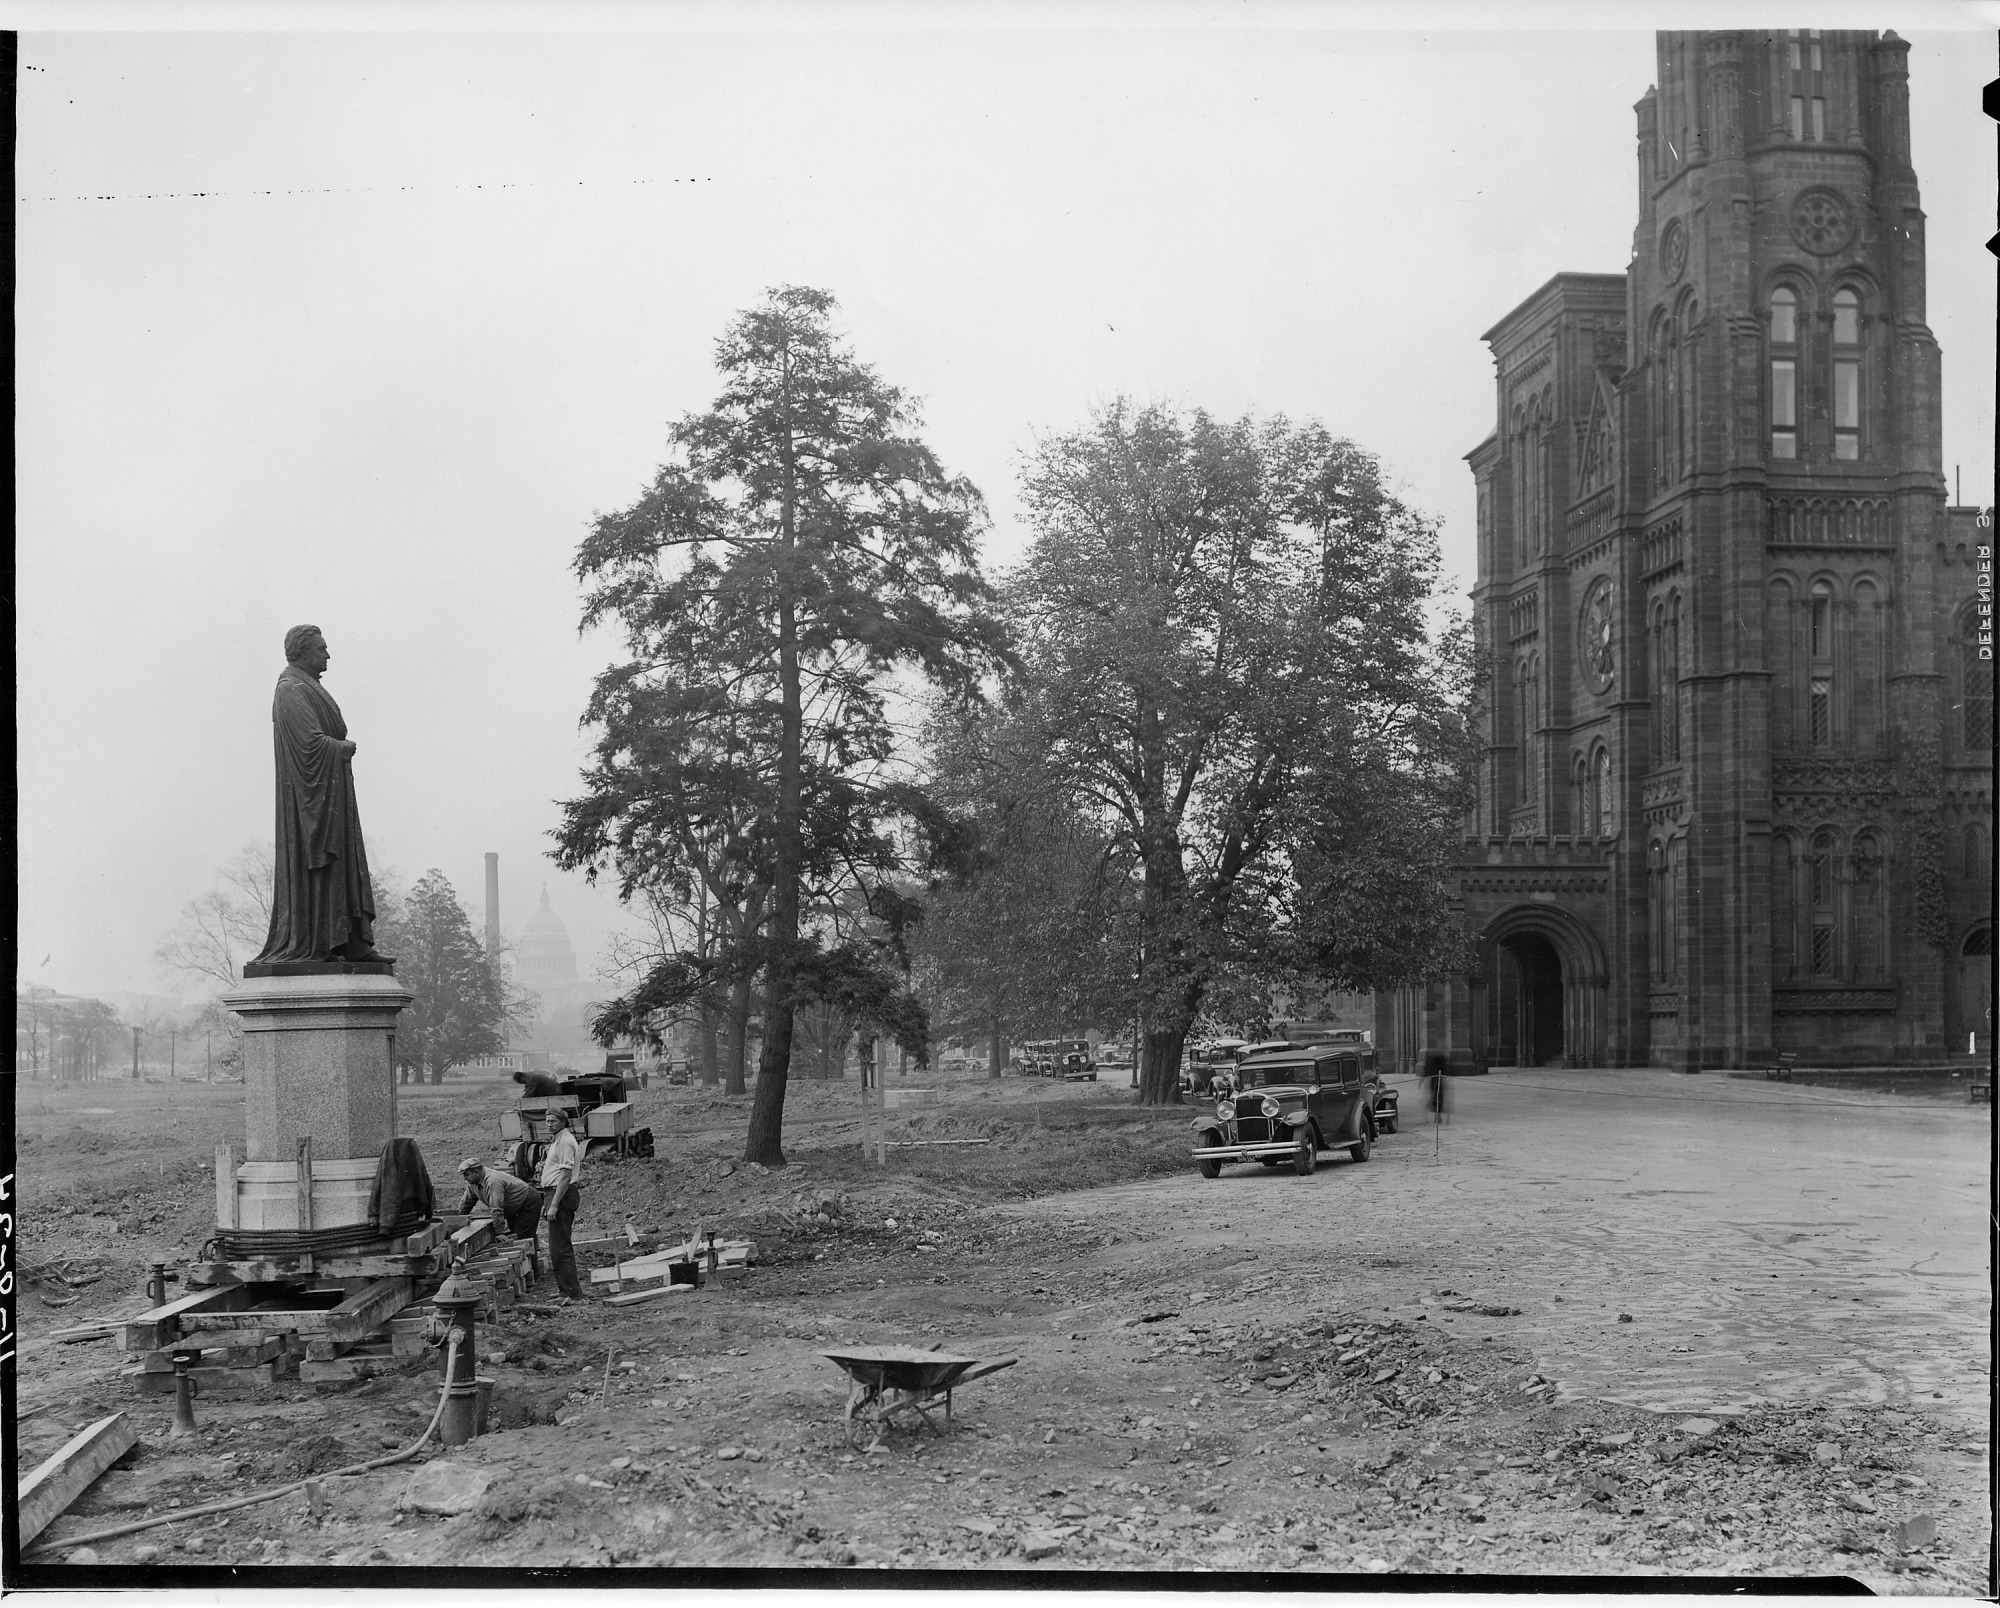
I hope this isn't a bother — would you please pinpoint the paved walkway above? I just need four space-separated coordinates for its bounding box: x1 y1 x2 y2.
1033 1067 1992 1427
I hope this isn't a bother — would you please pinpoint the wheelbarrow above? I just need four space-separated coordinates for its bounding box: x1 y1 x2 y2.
820 1345 1018 1445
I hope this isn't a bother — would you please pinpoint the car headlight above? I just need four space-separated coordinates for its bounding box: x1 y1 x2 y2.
1215 1099 1234 1121
1260 1095 1282 1118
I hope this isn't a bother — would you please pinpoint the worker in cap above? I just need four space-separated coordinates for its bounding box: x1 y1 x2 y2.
537 1108 586 1302
456 1155 545 1263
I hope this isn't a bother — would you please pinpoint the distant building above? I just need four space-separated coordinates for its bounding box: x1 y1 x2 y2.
506 885 602 1059
1381 30 1992 1073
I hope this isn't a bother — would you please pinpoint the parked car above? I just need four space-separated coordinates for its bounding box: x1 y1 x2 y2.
1189 1041 1380 1177
1097 1041 1137 1081
1051 1039 1097 1081
1179 1038 1250 1099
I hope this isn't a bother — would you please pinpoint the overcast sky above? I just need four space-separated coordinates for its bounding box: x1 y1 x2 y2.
15 3 1996 1003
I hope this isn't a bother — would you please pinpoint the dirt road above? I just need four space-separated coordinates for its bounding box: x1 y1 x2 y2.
13 1066 1991 1587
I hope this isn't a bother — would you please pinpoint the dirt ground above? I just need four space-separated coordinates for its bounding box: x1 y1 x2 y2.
11 1063 1992 1589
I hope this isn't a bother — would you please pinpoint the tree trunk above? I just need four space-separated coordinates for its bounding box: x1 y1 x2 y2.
987 1004 1006 1080
699 1001 720 1087
746 340 804 1168
726 976 753 1096
1139 1024 1189 1105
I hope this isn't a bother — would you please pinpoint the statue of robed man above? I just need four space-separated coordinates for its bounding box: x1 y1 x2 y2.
251 624 392 966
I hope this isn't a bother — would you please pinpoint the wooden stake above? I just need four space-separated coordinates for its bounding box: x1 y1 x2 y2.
215 1143 237 1231
296 1137 314 1234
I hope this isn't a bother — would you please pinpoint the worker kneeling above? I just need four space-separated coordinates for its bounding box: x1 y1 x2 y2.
457 1156 545 1275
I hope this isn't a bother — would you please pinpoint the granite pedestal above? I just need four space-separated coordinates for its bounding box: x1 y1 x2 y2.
220 970 411 1234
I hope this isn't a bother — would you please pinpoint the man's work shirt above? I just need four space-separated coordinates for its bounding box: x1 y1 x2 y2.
458 1169 542 1219
538 1127 584 1194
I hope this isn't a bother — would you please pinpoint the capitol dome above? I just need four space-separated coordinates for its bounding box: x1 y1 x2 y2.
514 885 579 989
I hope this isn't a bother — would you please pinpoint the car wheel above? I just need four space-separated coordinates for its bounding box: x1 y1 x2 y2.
1350 1118 1373 1163
1380 1112 1398 1135
1198 1157 1222 1179
1293 1127 1317 1176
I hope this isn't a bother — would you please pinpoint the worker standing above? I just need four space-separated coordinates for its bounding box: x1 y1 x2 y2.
538 1108 586 1302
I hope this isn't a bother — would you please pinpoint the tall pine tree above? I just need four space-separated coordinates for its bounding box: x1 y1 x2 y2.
559 287 1011 1165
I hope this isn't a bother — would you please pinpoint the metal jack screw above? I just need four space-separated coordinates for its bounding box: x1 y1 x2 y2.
146 1262 179 1307
170 1349 201 1436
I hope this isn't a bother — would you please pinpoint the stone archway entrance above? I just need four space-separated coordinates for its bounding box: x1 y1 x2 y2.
1498 932 1566 1066
1472 903 1610 1070
1953 925 1992 1052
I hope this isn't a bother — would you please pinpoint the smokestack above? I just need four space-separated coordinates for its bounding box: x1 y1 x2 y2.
484 852 501 956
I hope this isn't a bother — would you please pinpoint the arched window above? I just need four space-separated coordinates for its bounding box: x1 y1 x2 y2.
1851 577 1883 751
1809 579 1834 748
1666 594 1684 762
1650 841 1669 981
1516 655 1536 809
1512 409 1531 568
1663 314 1682 478
1594 745 1614 837
1852 831 1885 980
1964 613 1995 751
1809 828 1838 976
1650 312 1671 485
1663 839 1681 981
1767 577 1798 750
1772 835 1797 980
1832 288 1861 460
1677 298 1699 476
1769 287 1799 459
1967 822 1991 886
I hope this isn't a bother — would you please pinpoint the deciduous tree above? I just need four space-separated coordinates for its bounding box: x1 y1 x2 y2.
1012 401 1474 1103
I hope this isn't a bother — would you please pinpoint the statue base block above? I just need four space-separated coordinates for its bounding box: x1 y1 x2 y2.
222 972 411 1167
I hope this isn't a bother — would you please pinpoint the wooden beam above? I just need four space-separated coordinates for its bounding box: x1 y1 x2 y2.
220 1257 315 1283
121 1282 256 1353
17 1413 135 1545
323 1276 413 1345
137 1335 285 1370
604 1283 693 1308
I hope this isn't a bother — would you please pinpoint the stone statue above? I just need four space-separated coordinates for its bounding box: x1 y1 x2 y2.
250 625 392 967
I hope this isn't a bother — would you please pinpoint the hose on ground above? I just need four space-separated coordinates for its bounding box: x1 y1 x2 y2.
27 1332 463 1557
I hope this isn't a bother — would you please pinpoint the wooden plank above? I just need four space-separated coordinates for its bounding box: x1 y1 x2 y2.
129 1361 280 1397
604 1282 694 1308
592 1251 749 1288
222 1257 315 1282
137 1335 285 1371
216 1143 237 1231
17 1412 136 1545
310 1253 442 1279
303 1333 367 1362
51 1325 117 1345
121 1282 257 1353
182 1308 331 1332
323 1277 413 1346
299 1352 409 1385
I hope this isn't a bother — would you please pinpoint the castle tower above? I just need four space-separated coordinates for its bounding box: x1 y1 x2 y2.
1385 29 1991 1073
